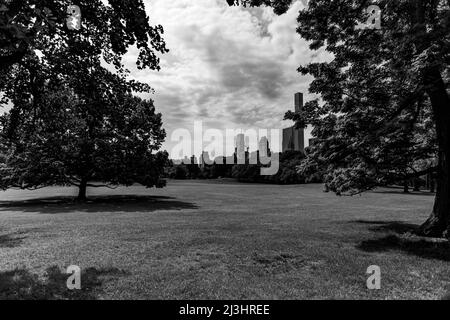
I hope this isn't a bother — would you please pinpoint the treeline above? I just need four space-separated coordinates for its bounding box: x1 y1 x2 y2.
166 151 322 185
166 148 437 190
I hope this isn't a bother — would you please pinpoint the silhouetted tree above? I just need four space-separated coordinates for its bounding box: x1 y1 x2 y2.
0 0 169 200
0 0 167 72
232 151 307 184
241 0 449 237
0 59 168 200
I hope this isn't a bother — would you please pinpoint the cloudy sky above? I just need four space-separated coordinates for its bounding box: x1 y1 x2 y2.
2 0 330 158
122 0 330 157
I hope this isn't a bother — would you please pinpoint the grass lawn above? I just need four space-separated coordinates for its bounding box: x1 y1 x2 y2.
0 180 449 300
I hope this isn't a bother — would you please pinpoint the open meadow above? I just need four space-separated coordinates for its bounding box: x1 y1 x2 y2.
0 180 448 300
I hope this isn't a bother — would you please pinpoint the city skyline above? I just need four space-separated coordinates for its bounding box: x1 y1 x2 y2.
171 92 308 162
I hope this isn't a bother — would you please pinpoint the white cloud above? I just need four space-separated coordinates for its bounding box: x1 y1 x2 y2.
124 0 330 156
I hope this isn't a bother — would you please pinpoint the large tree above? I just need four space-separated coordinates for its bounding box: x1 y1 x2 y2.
0 0 167 72
233 0 450 238
0 55 168 200
1 0 169 200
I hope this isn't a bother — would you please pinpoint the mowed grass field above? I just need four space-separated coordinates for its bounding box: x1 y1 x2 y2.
0 180 449 300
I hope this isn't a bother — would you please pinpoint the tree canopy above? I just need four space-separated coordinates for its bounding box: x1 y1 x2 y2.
226 0 293 15
0 44 168 200
0 0 169 200
236 0 449 237
0 0 168 72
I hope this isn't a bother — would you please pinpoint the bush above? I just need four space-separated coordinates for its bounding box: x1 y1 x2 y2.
233 151 308 185
167 165 188 180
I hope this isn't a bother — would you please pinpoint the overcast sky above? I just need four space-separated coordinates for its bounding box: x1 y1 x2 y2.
123 0 331 157
1 0 330 157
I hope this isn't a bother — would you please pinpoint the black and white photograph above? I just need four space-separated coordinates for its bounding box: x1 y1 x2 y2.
0 0 449 306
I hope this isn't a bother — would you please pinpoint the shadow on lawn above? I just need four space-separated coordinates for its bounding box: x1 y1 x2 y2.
353 220 450 262
357 235 450 261
373 188 436 196
0 266 128 300
0 230 27 248
352 220 419 234
0 195 198 214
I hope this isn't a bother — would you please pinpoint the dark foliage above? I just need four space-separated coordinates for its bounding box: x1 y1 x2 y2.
232 151 310 184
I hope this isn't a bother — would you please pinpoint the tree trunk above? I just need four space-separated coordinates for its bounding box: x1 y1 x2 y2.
403 180 410 193
413 179 420 192
420 153 450 237
419 68 450 238
77 179 88 202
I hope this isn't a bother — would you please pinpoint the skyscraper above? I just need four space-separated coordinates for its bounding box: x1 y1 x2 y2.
295 92 303 113
259 136 269 157
282 93 305 153
236 133 246 164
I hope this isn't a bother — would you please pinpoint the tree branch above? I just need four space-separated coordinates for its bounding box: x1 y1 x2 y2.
405 166 439 178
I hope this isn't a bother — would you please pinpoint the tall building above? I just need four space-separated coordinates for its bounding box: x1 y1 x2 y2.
282 93 305 153
236 133 246 164
294 92 303 113
259 136 269 157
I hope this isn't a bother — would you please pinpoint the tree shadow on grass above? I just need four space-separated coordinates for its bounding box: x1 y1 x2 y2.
373 188 436 196
0 230 27 248
351 220 420 234
0 195 198 214
352 220 450 262
0 266 128 300
357 234 450 262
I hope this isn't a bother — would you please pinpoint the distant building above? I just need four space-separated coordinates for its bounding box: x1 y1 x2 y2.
259 136 269 157
236 133 246 164
249 151 258 165
282 92 305 153
214 156 226 165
